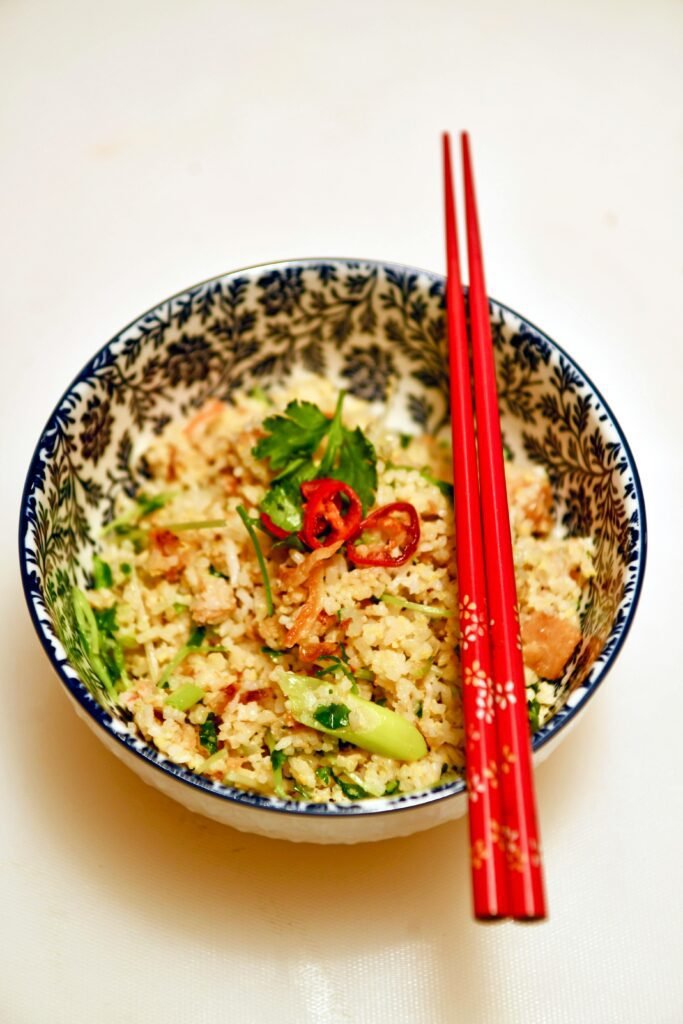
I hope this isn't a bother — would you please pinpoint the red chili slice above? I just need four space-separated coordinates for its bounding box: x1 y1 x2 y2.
346 502 420 567
259 512 291 539
300 478 363 550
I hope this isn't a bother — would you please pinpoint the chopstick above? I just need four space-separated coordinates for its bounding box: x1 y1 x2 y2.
460 132 546 920
442 132 547 922
442 134 509 920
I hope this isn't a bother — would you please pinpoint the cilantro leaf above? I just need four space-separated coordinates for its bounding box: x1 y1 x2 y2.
253 393 378 528
92 556 113 589
313 702 351 730
199 714 219 754
260 483 305 533
252 401 329 470
334 426 378 513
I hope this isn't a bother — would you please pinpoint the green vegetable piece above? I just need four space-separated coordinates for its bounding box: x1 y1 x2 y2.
332 772 368 800
199 714 219 754
399 433 412 450
187 625 206 648
380 593 452 618
92 556 113 589
71 588 119 697
315 765 331 785
416 701 424 719
261 646 285 659
253 393 378 530
165 683 205 711
209 564 229 579
236 504 274 616
277 671 428 762
313 703 351 730
384 780 401 796
120 562 132 576
355 667 375 682
103 491 174 536
72 587 100 656
252 400 330 470
172 602 188 614
265 733 288 798
94 605 117 634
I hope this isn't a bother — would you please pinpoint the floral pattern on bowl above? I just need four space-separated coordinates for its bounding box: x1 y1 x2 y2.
19 259 646 839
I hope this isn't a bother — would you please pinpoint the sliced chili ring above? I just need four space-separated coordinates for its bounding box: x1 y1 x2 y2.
346 501 420 567
260 511 291 540
300 478 363 550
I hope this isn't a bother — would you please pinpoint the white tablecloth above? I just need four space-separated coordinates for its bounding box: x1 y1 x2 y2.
2 2 680 1021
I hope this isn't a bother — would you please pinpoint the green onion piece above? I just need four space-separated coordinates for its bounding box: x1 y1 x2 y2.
71 588 118 697
380 593 452 619
416 701 424 719
384 780 401 796
277 670 428 762
236 504 274 616
72 587 100 655
209 564 229 579
172 602 188 614
165 683 205 711
399 433 412 449
355 667 375 682
120 562 132 575
315 765 331 785
261 646 285 659
92 556 113 589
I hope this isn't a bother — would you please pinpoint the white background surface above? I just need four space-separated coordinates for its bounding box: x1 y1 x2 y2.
2 1 681 1021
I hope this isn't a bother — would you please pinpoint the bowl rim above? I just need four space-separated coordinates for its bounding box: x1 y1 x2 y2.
18 256 647 820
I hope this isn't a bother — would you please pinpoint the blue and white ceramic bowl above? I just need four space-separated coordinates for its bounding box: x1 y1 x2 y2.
19 259 646 843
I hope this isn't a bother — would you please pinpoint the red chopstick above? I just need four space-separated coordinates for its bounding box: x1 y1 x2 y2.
442 134 509 920
461 131 547 920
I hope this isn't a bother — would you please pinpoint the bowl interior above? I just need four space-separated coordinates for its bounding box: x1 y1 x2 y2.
20 259 645 807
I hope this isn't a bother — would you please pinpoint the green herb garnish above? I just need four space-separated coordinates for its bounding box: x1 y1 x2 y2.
380 593 452 618
399 433 412 450
313 702 351 730
165 683 205 712
199 713 219 754
261 646 285 659
315 765 331 785
103 491 174 536
384 780 401 796
236 504 274 616
332 772 369 800
253 393 377 533
71 589 128 699
209 564 229 579
120 562 132 576
265 733 288 798
92 556 113 589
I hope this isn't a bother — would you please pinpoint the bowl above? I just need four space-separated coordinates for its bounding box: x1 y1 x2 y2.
19 258 646 843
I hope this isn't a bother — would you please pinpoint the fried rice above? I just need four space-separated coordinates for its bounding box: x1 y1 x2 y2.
83 375 594 802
